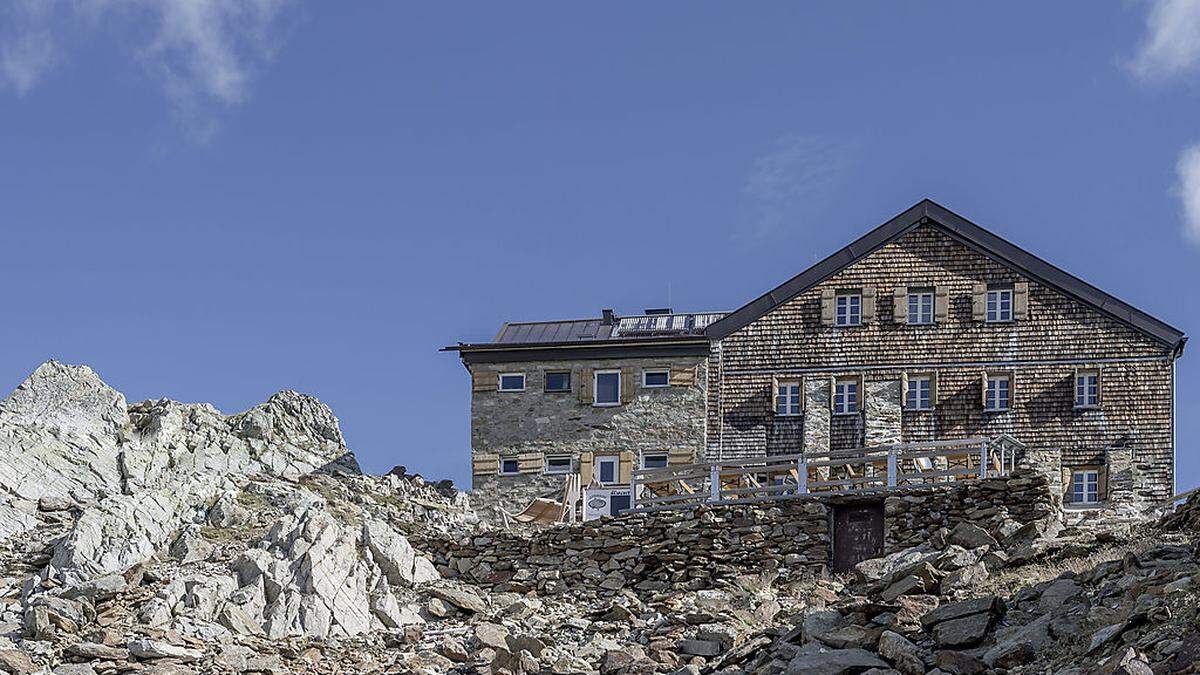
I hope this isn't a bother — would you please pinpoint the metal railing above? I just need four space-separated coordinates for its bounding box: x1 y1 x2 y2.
628 436 1023 514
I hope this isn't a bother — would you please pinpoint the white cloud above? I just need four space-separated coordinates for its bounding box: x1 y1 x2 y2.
1 0 293 141
1177 143 1200 244
734 134 858 246
1128 0 1200 82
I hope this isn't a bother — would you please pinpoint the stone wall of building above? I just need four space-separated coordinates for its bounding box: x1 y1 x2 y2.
468 356 708 521
708 224 1178 508
413 470 1057 599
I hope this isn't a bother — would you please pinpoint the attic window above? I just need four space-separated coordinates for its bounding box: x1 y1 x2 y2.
986 288 1013 323
498 373 525 392
835 293 862 327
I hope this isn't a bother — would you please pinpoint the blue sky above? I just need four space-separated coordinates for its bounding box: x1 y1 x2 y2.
2 2 1199 492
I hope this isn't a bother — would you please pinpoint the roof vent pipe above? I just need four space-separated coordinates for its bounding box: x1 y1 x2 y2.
601 309 615 325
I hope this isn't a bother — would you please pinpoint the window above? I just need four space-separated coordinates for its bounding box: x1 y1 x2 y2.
985 375 1010 411
776 381 801 416
986 288 1013 322
906 375 932 410
544 371 571 392
641 453 668 469
1075 370 1099 408
908 290 934 325
834 378 859 415
596 455 619 484
499 458 520 475
835 293 862 327
643 370 670 388
545 455 571 474
498 373 525 392
1071 469 1099 504
594 370 621 406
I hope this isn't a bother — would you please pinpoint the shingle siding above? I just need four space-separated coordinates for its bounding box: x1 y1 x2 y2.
707 225 1177 506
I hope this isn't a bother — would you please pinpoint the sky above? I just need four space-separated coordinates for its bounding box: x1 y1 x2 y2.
1 2 1199 492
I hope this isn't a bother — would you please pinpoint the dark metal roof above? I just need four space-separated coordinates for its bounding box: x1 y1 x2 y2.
705 199 1187 352
494 319 613 344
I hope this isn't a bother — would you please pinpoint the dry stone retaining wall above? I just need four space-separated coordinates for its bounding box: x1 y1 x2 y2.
416 470 1056 598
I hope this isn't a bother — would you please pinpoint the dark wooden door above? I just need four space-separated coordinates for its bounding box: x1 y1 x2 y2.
832 502 884 572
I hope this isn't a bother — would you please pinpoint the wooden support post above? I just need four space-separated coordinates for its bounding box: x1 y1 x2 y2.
709 464 721 503
979 440 989 479
797 457 808 494
887 449 897 488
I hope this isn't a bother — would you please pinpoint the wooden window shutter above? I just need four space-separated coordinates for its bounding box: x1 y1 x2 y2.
901 372 909 408
934 285 949 323
892 287 907 323
518 451 541 474
1013 282 1029 320
1009 371 1017 408
1072 367 1081 407
669 366 697 387
829 375 837 411
471 452 499 476
770 375 779 414
578 368 593 404
820 288 836 326
861 287 877 323
930 371 939 408
471 371 496 393
1096 366 1103 406
618 451 634 483
579 452 594 485
980 372 989 408
972 283 987 322
620 368 636 404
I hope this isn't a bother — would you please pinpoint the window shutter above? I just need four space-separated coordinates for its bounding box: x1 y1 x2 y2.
980 372 988 408
829 375 837 411
820 288 835 326
578 368 593 404
1008 371 1016 408
620 368 636 404
972 283 987 322
1013 282 1029 320
518 452 541 474
579 452 594 485
1096 367 1103 406
930 371 939 408
861 287 876 323
1072 367 1081 408
668 448 693 465
618 451 634 484
471 452 499 476
471 371 496 393
893 287 907 323
934 285 949 323
669 366 697 387
901 372 909 409
770 375 779 415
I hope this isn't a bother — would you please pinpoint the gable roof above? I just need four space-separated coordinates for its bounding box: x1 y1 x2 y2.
705 199 1186 352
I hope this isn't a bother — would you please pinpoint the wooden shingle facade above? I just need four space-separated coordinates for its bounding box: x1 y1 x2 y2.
704 200 1185 512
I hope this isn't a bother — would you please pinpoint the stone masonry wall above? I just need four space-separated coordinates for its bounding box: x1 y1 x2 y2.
414 470 1056 599
469 356 708 521
709 224 1178 507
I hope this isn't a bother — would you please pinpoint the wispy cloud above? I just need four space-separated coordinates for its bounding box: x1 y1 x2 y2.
733 133 859 246
0 0 294 142
1128 0 1200 82
1177 144 1200 244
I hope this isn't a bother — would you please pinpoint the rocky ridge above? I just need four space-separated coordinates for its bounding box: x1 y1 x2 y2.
0 360 1195 674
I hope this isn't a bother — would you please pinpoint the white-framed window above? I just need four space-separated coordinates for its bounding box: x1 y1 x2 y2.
908 291 934 325
544 455 571 474
835 293 862 327
833 378 859 415
1075 370 1099 408
986 288 1013 323
1071 469 1099 504
544 371 571 392
596 455 619 484
499 458 520 475
641 453 668 469
985 375 1010 411
498 373 526 392
643 370 670 388
594 370 621 406
906 375 932 410
776 381 801 416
